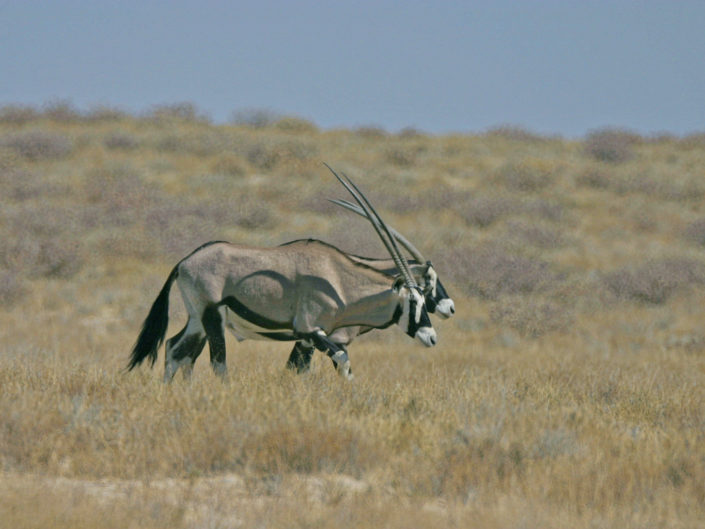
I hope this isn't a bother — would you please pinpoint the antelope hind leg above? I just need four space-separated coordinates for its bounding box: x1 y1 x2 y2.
164 318 206 383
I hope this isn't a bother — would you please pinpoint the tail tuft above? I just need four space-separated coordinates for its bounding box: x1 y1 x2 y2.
127 267 178 371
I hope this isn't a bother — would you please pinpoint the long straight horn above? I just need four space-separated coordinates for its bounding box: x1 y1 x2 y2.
329 198 427 264
324 164 417 288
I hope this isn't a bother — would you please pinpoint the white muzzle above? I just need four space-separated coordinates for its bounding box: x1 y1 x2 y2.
416 326 438 347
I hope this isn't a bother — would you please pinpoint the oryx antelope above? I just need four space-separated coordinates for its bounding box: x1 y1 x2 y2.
127 166 437 381
285 199 455 373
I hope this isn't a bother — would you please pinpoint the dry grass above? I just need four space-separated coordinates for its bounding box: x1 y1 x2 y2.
1 104 705 528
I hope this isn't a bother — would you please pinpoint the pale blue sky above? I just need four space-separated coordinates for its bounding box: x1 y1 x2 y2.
2 1 703 136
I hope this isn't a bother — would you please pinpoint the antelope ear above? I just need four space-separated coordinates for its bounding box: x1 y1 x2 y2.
392 276 405 293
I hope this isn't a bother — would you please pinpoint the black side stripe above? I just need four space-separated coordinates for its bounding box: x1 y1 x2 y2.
220 295 292 330
257 332 297 341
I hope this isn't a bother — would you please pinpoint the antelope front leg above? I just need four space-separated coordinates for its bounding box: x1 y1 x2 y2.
286 340 315 373
309 330 353 381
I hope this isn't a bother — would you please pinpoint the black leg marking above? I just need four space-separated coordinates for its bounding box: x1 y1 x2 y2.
188 336 207 364
169 328 207 362
286 341 315 373
328 344 352 377
307 332 352 379
202 305 226 371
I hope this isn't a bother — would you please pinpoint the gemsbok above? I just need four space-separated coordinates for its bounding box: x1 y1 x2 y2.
127 165 437 381
285 198 455 373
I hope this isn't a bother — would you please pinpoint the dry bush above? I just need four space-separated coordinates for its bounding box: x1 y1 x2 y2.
384 144 419 167
575 167 612 189
0 168 50 202
84 105 128 122
491 295 573 337
577 166 703 202
603 257 705 304
680 132 705 148
103 131 140 151
1 130 73 161
0 104 39 125
354 126 388 139
396 127 427 138
245 143 281 170
0 270 26 306
443 243 563 300
244 138 318 171
486 125 549 142
523 198 566 222
274 116 318 134
504 220 566 250
142 197 272 258
684 218 705 247
584 128 641 163
154 130 226 157
83 163 156 228
492 159 557 192
1 236 82 281
147 102 210 123
326 221 389 258
42 100 82 122
210 152 249 177
2 200 86 280
453 193 517 228
231 108 283 128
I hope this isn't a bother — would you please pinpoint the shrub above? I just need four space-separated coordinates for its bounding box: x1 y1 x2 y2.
491 296 573 337
245 139 317 170
42 100 82 122
274 116 318 134
1 131 73 161
603 257 705 304
384 145 418 167
454 194 516 228
397 127 426 138
0 169 45 201
680 132 705 148
0 270 26 306
444 244 562 299
230 108 282 128
33 238 85 279
155 131 225 157
684 218 705 247
354 126 387 139
246 143 280 170
486 125 548 142
210 153 248 177
148 102 210 123
82 164 159 229
493 159 557 192
505 220 566 250
0 105 38 125
1 236 84 280
103 131 140 151
575 168 612 189
84 105 128 122
584 128 641 163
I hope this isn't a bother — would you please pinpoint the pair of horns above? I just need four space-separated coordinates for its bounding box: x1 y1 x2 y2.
324 163 418 290
328 198 427 265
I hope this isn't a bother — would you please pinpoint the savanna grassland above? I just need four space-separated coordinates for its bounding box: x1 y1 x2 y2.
1 103 705 528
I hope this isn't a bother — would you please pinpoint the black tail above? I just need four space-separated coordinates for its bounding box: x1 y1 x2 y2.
127 266 179 371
